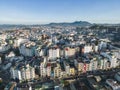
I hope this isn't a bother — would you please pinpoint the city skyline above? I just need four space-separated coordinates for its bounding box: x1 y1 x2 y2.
0 0 120 24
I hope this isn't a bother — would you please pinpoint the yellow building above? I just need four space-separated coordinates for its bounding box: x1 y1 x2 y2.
69 67 75 75
54 63 61 78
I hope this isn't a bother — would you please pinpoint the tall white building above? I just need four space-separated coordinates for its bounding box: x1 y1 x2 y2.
10 64 35 81
89 59 98 71
40 61 46 77
110 55 118 68
19 42 36 57
10 67 22 81
101 52 118 68
48 46 60 60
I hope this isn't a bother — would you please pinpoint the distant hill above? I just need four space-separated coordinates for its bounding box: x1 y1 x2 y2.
0 24 31 31
47 21 92 26
1 21 120 31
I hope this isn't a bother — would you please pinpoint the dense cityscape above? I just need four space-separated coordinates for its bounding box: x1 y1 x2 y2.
0 21 120 90
0 0 120 90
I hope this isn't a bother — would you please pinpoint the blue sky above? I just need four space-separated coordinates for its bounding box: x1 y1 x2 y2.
0 0 120 24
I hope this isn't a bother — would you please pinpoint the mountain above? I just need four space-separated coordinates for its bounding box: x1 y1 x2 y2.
0 21 92 30
47 21 92 26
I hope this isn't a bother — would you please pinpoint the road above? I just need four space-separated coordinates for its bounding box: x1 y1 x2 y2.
63 68 120 80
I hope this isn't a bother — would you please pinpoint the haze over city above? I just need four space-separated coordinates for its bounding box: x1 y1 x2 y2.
0 0 120 90
0 0 120 24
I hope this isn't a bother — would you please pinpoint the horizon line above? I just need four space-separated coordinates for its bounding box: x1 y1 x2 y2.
0 21 120 25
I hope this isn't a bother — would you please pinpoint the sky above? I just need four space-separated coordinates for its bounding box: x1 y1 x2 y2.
0 0 120 24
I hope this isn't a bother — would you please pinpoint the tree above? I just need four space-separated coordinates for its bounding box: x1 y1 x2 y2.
14 48 20 56
64 80 69 86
